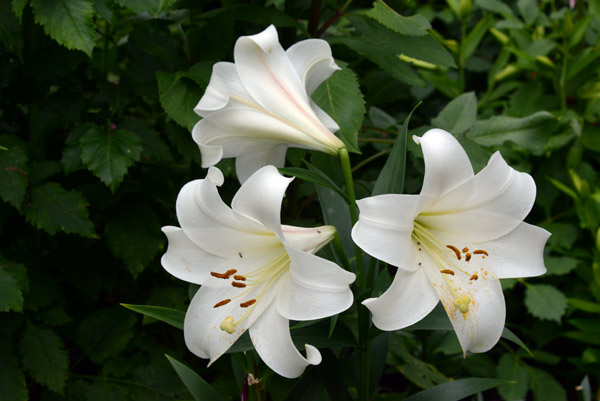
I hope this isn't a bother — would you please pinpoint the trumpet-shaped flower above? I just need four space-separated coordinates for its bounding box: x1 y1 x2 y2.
352 129 549 354
192 25 345 183
161 166 355 378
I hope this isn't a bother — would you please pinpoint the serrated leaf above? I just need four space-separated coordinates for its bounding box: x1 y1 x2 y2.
12 0 29 21
115 0 176 15
80 126 142 192
30 0 96 56
545 255 578 276
104 204 164 277
524 284 567 322
18 323 69 394
496 353 528 401
466 111 556 155
119 120 173 162
403 378 509 401
0 0 23 57
366 0 430 36
372 102 419 196
0 269 22 313
432 92 477 135
121 304 184 330
0 135 28 210
311 61 365 153
0 340 28 401
75 307 136 364
157 71 202 131
165 355 225 401
279 166 349 204
62 123 95 174
24 182 96 237
528 367 567 401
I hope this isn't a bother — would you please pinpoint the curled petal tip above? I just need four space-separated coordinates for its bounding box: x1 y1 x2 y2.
207 167 224 186
412 134 421 145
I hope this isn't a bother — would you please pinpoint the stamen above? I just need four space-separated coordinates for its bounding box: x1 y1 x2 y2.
440 269 455 275
240 299 256 308
465 253 471 262
473 250 488 256
233 275 246 281
453 295 471 314
446 245 461 260
232 282 246 288
462 247 469 253
220 317 236 334
470 273 478 280
211 269 237 279
213 299 231 308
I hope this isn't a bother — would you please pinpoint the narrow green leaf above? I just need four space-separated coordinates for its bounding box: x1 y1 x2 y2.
0 135 28 210
568 298 600 313
30 0 96 56
403 377 510 401
283 369 324 401
312 61 365 153
18 322 69 394
165 354 225 401
432 92 477 135
157 71 202 131
121 304 185 330
366 0 430 36
279 166 349 204
502 328 532 356
372 102 420 196
79 126 143 192
24 182 96 237
524 284 568 322
462 15 494 61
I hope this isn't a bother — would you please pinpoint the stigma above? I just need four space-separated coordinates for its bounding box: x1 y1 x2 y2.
220 317 236 334
453 295 471 314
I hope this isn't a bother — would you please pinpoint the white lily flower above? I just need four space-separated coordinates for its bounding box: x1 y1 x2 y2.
352 129 550 354
192 25 346 183
161 166 355 378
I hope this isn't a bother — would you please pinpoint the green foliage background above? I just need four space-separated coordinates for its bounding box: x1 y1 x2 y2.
1 0 599 399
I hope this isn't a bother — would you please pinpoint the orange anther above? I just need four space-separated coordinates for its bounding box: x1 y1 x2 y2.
233 275 246 281
240 299 256 308
214 299 231 308
446 245 461 260
440 269 455 275
211 269 237 279
232 281 246 288
465 253 471 262
473 250 488 256
462 247 469 253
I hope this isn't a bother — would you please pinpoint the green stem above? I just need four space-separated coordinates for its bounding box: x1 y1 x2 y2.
352 148 391 173
338 147 363 276
332 231 351 271
559 44 569 113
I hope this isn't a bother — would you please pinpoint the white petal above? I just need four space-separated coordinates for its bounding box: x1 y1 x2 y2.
414 129 474 209
286 38 340 96
184 281 279 364
483 222 550 278
194 62 253 117
276 252 355 321
250 302 321 378
363 267 439 331
176 176 279 259
235 144 287 184
421 252 506 354
352 194 421 271
281 225 336 253
310 100 340 132
161 226 230 285
231 166 292 236
420 152 537 242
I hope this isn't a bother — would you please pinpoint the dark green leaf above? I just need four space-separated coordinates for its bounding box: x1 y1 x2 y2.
19 322 69 394
61 123 94 174
366 0 430 36
24 182 96 237
517 0 539 25
403 378 509 401
121 304 184 330
79 126 143 192
496 353 528 401
11 0 29 21
283 369 324 401
568 298 600 313
545 255 578 276
165 354 225 401
157 71 202 131
279 166 349 204
0 135 28 210
104 204 164 277
114 0 176 15
30 0 96 56
462 15 494 61
0 0 23 56
75 307 137 364
476 0 515 17
372 102 419 195
312 61 365 153
432 92 477 135
524 284 567 322
0 267 23 313
466 111 556 155
528 367 567 401
0 339 27 401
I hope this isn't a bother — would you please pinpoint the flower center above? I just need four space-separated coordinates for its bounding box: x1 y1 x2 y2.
412 221 489 314
210 250 290 334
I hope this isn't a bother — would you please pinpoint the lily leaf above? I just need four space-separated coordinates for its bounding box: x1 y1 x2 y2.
121 304 185 330
165 354 226 401
279 166 349 204
403 377 510 401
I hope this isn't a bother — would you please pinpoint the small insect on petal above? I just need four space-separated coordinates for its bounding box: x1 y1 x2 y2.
232 281 247 288
440 269 455 275
240 299 256 308
446 245 461 260
214 299 231 308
